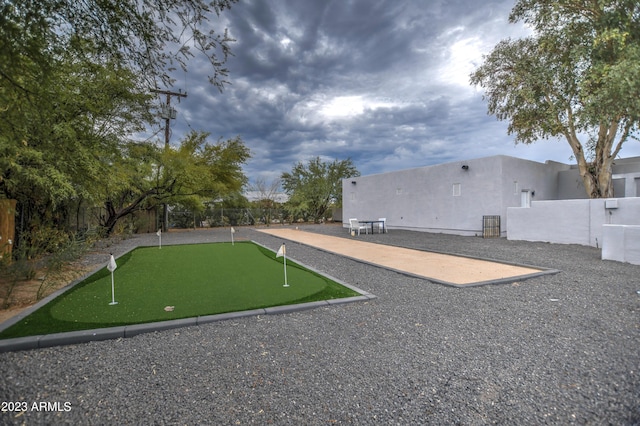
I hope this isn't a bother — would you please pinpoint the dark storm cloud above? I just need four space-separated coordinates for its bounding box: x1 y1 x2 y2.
160 0 639 185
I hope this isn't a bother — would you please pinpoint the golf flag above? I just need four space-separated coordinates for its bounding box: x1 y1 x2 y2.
156 228 162 249
276 244 289 287
107 254 118 305
107 254 117 272
231 227 235 245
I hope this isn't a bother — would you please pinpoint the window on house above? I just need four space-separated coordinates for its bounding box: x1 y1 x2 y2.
452 183 461 196
514 181 519 195
613 178 625 197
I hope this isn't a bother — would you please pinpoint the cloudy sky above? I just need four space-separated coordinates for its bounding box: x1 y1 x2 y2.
152 0 640 184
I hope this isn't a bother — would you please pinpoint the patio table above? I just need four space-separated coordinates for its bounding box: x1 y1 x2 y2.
359 220 385 234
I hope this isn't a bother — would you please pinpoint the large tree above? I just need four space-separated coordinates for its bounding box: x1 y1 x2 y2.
0 42 153 253
0 0 239 255
281 157 359 223
1 0 238 90
470 0 640 198
1 0 239 205
101 131 250 235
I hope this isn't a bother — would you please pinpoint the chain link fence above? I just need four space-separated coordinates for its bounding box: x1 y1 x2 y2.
169 208 292 229
62 204 336 234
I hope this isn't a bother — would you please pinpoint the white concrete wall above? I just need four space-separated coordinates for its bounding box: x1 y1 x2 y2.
343 156 507 235
556 157 640 199
602 225 640 265
342 155 569 236
343 154 640 241
507 197 640 247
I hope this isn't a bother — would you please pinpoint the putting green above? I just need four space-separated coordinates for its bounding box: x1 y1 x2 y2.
0 242 358 339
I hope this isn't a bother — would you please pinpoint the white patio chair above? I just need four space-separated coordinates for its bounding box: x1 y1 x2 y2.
376 218 387 233
349 218 368 235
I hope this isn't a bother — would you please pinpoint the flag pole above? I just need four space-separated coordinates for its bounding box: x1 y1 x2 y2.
157 229 162 249
107 253 118 305
276 243 289 287
231 227 235 245
110 271 117 305
282 244 288 287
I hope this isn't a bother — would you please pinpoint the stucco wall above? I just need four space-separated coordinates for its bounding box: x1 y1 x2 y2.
507 199 593 245
343 155 570 236
602 225 640 265
343 157 503 235
507 197 640 247
557 169 589 199
557 169 630 199
556 157 640 199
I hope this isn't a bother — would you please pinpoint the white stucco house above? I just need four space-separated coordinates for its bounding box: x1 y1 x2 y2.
342 155 640 237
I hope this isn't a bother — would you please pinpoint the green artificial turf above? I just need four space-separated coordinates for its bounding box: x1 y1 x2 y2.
0 241 359 339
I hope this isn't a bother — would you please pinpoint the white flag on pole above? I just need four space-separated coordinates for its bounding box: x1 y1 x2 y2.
156 229 161 237
107 254 117 272
156 228 162 249
276 244 288 287
107 254 118 305
230 227 235 245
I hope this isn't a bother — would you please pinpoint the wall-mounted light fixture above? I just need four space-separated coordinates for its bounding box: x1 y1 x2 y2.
531 190 535 197
351 181 357 185
461 165 469 171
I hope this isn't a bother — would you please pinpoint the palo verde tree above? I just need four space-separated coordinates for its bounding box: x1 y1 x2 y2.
470 0 640 198
100 131 250 235
281 157 359 223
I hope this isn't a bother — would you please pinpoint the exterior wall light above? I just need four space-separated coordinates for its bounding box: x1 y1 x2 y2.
461 165 469 170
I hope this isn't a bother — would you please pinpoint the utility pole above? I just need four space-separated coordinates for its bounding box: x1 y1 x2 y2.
150 88 187 231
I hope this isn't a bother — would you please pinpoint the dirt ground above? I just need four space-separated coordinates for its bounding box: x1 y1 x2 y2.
0 262 93 324
0 232 136 324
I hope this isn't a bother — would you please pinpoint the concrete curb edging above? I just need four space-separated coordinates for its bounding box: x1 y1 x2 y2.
0 293 377 353
39 326 128 349
376 265 561 288
124 318 198 338
265 300 330 314
197 309 268 325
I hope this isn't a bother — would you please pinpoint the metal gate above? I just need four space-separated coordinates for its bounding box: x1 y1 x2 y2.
482 215 501 238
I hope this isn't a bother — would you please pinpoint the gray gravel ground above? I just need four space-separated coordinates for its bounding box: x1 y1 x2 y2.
1 224 638 425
